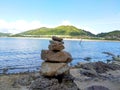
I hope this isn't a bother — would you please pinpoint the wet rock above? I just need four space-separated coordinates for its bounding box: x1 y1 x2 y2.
41 50 72 63
112 56 120 61
75 61 120 74
41 62 69 76
108 63 120 70
93 61 111 73
80 68 98 77
52 36 63 42
75 62 94 70
84 57 92 61
85 85 109 90
112 61 120 66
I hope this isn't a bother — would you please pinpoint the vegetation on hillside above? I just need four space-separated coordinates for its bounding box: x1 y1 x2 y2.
12 25 95 38
0 32 11 37
97 30 120 40
4 25 120 40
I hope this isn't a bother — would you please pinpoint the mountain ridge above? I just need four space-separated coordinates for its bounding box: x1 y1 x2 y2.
1 25 120 40
13 25 95 37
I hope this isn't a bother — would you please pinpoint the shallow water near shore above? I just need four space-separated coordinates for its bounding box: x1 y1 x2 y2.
0 37 120 74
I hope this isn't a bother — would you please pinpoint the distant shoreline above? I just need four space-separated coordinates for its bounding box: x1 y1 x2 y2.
64 38 120 42
0 36 120 42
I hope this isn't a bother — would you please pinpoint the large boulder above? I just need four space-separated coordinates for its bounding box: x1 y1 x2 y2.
49 41 64 51
40 62 69 76
41 50 72 63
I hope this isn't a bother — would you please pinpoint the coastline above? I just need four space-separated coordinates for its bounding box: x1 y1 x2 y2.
1 36 120 42
0 36 120 89
0 61 120 90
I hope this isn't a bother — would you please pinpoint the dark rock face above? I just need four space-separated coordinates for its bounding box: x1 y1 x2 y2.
75 61 120 74
86 85 109 90
29 76 79 90
41 62 69 76
41 50 72 63
79 69 98 77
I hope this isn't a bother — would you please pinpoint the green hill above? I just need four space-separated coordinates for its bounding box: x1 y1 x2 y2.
0 32 11 37
11 25 120 40
97 30 120 40
13 25 95 38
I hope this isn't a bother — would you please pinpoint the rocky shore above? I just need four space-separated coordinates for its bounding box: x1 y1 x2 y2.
0 60 120 90
0 36 120 90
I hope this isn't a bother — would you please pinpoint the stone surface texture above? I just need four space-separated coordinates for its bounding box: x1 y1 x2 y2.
41 62 69 76
40 36 72 76
41 50 72 63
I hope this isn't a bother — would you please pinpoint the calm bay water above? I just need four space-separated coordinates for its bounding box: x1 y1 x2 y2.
0 37 120 74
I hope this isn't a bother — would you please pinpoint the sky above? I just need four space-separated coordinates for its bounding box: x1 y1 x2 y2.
0 0 120 34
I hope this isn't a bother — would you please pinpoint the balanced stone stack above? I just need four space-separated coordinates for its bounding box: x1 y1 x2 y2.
41 36 72 77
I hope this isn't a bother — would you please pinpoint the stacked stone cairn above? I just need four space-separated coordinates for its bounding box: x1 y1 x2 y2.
41 36 72 77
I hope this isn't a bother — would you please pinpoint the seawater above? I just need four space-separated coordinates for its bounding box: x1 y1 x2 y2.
0 37 120 74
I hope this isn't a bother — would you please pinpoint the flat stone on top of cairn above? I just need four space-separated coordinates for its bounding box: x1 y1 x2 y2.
52 36 63 42
40 36 72 77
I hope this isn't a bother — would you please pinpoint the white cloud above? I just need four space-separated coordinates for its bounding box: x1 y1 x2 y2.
61 20 72 25
0 20 74 34
0 20 44 34
1 19 118 35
